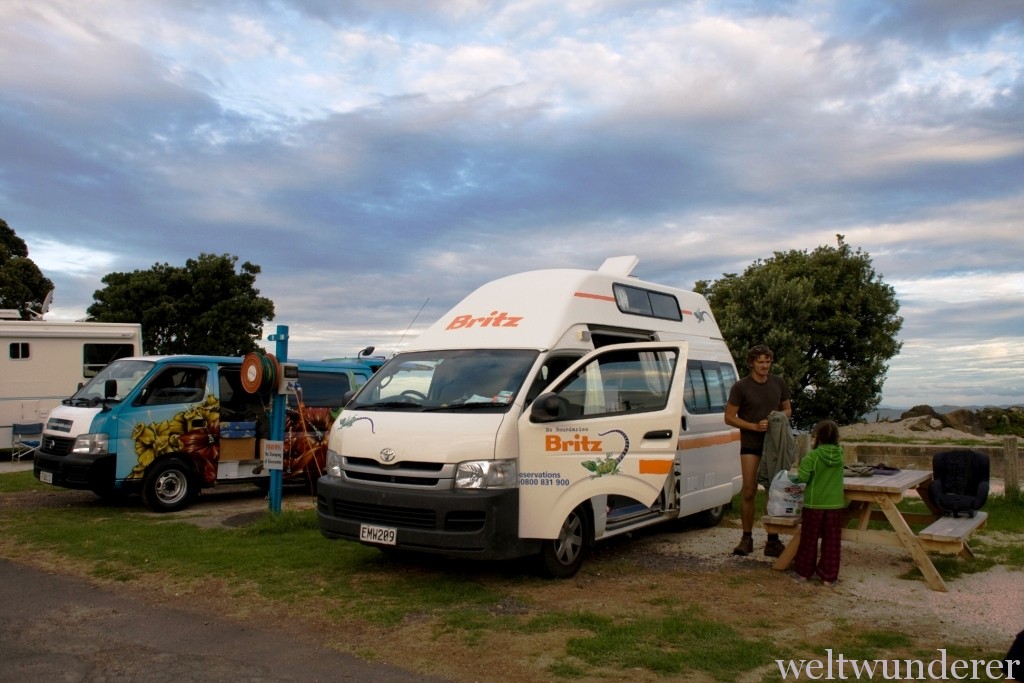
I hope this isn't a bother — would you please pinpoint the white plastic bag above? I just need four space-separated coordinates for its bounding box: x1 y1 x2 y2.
767 469 805 517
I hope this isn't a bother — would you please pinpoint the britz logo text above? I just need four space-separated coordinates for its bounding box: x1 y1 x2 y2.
445 311 522 330
545 434 603 452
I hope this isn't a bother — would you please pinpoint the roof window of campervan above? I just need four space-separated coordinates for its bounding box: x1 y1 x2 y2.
349 349 538 412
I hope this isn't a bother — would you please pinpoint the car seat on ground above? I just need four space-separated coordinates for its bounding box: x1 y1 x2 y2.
929 449 990 518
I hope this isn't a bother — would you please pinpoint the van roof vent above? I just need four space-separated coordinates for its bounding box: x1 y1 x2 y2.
597 255 640 277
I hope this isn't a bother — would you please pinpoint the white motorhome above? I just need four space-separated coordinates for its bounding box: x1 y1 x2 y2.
316 256 742 577
0 316 142 449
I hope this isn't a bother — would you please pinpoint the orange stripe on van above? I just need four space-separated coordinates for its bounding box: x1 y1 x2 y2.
574 291 615 302
639 459 673 474
677 431 740 450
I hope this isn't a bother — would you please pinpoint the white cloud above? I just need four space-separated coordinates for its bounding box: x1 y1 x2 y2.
2 0 1022 409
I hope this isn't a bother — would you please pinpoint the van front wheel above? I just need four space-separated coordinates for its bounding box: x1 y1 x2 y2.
142 458 194 512
537 505 590 579
691 504 725 528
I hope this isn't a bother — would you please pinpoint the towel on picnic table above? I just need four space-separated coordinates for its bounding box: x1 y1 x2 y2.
871 463 901 475
843 463 875 477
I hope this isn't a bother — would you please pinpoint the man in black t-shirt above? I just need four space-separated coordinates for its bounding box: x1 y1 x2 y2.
725 344 792 557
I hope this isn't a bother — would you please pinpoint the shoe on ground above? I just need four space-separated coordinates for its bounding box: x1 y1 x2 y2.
732 535 754 556
764 539 786 558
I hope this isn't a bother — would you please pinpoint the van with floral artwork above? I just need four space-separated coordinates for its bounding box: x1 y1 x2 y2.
316 256 742 577
34 355 373 511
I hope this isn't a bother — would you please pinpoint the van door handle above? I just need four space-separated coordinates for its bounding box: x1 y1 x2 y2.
643 429 673 439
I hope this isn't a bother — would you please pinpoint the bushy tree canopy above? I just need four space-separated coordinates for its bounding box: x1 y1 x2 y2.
88 253 275 356
694 236 903 429
0 218 54 318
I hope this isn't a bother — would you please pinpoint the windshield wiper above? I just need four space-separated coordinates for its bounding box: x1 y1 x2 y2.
358 401 425 410
422 401 508 411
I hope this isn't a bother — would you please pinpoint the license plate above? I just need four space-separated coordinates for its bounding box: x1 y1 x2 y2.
40 470 53 484
359 523 397 546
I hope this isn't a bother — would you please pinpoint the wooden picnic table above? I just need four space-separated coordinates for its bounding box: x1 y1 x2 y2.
762 469 988 592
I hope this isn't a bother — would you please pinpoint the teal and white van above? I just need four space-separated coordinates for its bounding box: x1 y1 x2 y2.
34 355 373 511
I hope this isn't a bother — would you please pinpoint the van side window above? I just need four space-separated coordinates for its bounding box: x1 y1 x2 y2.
9 342 29 360
140 367 207 406
550 348 677 418
525 354 585 405
685 362 711 413
291 371 352 408
683 361 737 414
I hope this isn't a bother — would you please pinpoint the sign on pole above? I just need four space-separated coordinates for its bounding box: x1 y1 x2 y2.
263 439 284 471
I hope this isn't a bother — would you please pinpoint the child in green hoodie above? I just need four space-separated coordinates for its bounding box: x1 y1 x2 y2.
792 420 846 586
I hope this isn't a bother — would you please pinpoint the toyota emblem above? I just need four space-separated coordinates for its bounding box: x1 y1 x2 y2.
379 448 396 463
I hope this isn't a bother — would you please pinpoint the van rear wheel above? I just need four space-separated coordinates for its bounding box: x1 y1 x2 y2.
537 505 590 579
141 458 195 512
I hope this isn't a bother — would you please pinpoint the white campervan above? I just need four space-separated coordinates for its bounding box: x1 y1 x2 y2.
317 256 741 577
1 317 142 449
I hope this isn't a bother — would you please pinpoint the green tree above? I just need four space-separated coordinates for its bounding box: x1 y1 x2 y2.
694 236 903 429
88 253 275 356
0 218 55 318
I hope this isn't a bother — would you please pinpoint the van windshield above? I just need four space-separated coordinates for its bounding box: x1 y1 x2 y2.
64 359 154 405
349 349 538 412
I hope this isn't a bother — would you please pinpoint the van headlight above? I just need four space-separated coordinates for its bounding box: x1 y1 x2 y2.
71 433 109 455
454 459 517 489
326 449 343 477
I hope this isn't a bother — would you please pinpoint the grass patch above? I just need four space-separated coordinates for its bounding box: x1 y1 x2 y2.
0 469 44 493
540 606 784 681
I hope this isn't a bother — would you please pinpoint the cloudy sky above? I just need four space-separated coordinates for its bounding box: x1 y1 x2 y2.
2 0 1022 409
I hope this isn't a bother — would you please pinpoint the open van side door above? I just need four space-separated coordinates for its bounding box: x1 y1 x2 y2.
517 342 688 540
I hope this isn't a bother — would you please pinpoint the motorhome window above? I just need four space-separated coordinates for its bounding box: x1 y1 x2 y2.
140 367 208 406
292 371 352 407
552 348 677 418
9 342 29 359
612 284 683 322
83 342 136 378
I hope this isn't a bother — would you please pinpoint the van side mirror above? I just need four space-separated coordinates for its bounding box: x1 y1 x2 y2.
529 392 566 423
104 379 118 399
341 389 356 406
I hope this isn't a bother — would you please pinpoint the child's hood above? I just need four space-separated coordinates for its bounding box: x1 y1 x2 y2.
818 443 845 466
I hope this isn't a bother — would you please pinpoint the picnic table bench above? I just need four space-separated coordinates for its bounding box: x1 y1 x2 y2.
760 469 988 592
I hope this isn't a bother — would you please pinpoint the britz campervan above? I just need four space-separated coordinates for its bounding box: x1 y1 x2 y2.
34 355 374 512
317 256 742 577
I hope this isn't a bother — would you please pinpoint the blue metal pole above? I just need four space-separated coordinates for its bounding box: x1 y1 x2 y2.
267 325 288 514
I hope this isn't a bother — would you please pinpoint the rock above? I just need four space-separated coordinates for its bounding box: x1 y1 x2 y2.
941 408 986 436
902 405 941 420
907 416 944 432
